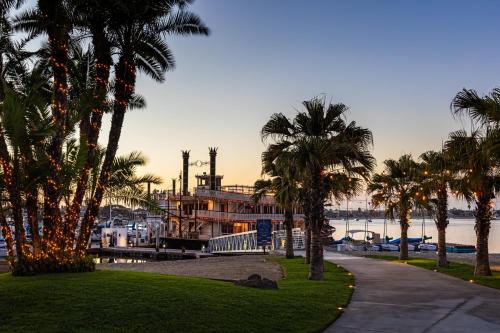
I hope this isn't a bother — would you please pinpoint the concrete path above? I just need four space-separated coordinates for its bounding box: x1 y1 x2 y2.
323 252 500 333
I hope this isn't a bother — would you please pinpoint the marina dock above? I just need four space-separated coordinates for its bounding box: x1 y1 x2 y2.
87 247 212 261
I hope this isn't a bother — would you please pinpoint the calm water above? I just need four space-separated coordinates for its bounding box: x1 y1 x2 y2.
330 218 500 253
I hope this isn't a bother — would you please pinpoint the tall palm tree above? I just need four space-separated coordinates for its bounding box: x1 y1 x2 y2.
261 97 375 280
76 0 209 254
62 0 114 253
1 67 52 258
420 150 454 267
368 155 425 260
14 0 75 257
253 153 300 259
445 129 499 276
450 88 500 276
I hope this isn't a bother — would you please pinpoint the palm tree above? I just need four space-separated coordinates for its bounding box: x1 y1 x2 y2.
261 97 375 280
253 153 300 259
368 155 425 260
420 150 454 267
450 88 500 276
445 129 499 276
61 0 114 252
13 0 75 257
76 0 209 254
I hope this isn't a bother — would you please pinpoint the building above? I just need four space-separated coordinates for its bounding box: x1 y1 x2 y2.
152 147 304 240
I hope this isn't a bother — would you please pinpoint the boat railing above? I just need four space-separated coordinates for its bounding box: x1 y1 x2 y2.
192 210 304 222
193 188 275 204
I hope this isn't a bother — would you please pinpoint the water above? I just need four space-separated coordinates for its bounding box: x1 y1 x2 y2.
329 218 500 253
94 257 148 264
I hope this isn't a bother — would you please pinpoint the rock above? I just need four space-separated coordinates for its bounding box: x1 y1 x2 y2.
234 274 278 289
247 273 262 281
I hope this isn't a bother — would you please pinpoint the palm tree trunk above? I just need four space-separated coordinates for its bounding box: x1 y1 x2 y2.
437 226 447 266
0 201 15 257
12 158 28 260
76 53 136 255
309 166 325 281
305 220 311 264
26 191 41 257
303 195 311 264
39 0 70 255
0 131 27 260
474 193 492 276
309 223 324 280
436 186 448 267
63 25 111 254
284 207 294 259
399 203 410 260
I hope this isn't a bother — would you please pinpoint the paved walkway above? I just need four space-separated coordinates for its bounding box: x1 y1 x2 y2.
323 252 500 333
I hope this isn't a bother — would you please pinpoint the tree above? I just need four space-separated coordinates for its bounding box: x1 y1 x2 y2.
253 153 300 259
368 155 425 260
420 150 454 267
450 87 500 276
445 130 499 276
76 0 209 255
0 0 208 273
261 97 374 280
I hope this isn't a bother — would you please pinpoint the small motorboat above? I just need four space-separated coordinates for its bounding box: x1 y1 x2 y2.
347 243 366 251
446 244 476 253
418 243 437 251
389 237 423 245
380 243 399 251
366 244 380 251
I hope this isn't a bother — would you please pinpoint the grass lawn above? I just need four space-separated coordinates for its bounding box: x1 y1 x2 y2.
365 254 500 290
0 257 353 333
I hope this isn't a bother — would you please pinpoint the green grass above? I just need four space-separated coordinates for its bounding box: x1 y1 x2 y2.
0 258 353 333
365 254 500 290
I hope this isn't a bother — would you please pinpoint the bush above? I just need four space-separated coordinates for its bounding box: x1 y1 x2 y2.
10 256 96 276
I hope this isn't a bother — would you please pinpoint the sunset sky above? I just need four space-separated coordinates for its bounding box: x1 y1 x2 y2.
98 0 500 207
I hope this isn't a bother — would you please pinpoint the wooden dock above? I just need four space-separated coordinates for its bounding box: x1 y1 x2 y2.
87 247 212 261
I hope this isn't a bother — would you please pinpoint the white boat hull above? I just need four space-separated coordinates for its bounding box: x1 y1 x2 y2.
381 243 399 251
418 243 437 251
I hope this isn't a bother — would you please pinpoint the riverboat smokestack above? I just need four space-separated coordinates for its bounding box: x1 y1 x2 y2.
182 150 190 196
209 147 218 190
172 178 176 196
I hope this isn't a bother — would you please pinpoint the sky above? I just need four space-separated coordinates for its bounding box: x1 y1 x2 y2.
80 1 500 206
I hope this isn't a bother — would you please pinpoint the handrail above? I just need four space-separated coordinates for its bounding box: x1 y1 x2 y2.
208 228 305 253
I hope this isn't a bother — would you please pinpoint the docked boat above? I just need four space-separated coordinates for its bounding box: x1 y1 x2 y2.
389 237 424 245
380 243 399 251
418 243 437 251
366 244 380 251
446 244 476 253
343 230 381 251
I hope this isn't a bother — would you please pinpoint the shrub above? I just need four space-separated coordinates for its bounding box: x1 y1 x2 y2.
10 256 96 276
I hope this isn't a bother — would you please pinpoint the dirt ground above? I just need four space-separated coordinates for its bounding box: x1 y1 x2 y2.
98 255 284 281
